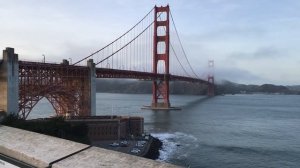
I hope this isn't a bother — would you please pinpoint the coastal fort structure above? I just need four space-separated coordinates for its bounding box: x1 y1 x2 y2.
74 116 144 141
31 116 144 141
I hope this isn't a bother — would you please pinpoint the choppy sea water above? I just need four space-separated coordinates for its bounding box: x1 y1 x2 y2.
30 93 300 168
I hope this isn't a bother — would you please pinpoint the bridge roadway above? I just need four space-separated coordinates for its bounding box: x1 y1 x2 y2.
0 125 179 168
96 68 208 83
20 61 208 84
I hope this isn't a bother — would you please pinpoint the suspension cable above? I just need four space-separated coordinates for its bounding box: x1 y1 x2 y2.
97 12 163 66
170 9 200 78
73 7 154 65
96 20 155 65
158 15 191 77
170 43 191 77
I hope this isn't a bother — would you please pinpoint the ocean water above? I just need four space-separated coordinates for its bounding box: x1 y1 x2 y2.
30 93 300 168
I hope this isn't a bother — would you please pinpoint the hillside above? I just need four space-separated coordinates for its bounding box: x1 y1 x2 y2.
216 81 299 95
287 85 300 91
96 79 207 95
95 79 300 95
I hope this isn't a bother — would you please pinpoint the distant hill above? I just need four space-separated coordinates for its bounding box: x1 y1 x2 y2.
287 85 300 91
215 80 299 95
258 84 290 93
96 79 300 95
96 79 207 95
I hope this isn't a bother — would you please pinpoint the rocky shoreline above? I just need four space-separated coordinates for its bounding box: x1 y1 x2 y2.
142 136 163 160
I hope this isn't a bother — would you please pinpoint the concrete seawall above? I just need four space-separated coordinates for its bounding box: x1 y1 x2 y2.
0 125 180 168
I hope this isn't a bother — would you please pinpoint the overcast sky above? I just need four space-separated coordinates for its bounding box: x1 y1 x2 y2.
1 0 299 85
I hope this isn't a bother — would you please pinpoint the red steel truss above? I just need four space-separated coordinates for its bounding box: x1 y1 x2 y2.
17 62 209 119
18 61 91 119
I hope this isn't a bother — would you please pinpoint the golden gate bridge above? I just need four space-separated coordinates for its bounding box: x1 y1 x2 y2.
0 5 215 119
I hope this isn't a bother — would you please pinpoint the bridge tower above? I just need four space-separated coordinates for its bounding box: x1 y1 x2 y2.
152 5 171 109
207 60 215 96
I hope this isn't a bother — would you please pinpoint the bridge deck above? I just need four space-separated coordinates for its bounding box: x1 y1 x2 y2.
96 68 208 83
19 61 208 84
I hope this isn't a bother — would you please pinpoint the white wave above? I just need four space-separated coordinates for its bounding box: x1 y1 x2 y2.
174 132 198 141
151 132 199 162
151 133 177 161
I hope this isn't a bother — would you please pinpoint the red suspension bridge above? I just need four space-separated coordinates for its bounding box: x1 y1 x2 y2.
0 5 214 119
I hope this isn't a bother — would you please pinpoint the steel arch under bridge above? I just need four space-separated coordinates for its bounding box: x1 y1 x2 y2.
18 61 93 119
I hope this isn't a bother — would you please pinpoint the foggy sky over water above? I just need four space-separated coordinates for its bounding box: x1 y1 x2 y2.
1 0 299 85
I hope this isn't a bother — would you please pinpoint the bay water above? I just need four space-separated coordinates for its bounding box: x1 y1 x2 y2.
30 93 300 168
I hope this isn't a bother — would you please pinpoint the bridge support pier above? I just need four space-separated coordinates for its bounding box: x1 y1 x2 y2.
207 60 215 96
87 59 96 116
0 48 19 115
207 76 215 96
